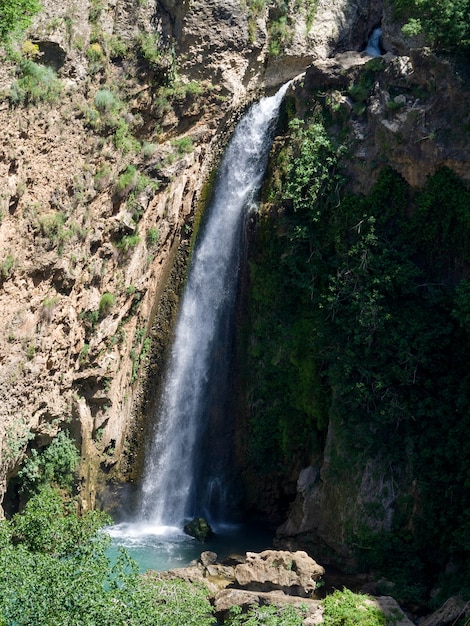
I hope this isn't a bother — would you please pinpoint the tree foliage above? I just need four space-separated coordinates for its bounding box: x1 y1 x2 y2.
0 487 216 626
393 0 470 51
243 113 470 604
0 0 41 43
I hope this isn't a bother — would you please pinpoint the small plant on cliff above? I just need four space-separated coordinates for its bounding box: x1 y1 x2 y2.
98 292 116 318
10 60 62 105
146 226 159 247
17 431 80 495
1 253 16 279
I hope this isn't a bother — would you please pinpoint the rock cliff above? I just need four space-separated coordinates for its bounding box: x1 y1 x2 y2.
0 0 382 513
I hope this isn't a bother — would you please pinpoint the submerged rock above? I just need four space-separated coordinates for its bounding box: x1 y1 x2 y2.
183 516 214 542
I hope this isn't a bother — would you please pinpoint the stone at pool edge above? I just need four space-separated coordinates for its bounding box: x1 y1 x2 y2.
183 516 214 541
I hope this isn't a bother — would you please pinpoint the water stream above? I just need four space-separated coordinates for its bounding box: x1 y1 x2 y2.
365 27 382 57
108 83 290 571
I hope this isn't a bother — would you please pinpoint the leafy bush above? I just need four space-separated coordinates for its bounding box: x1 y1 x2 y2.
94 88 119 113
394 0 470 51
172 136 194 155
116 234 141 255
18 431 79 494
146 226 159 246
0 0 41 43
10 60 62 105
1 254 16 278
99 292 116 318
115 164 138 196
0 486 216 625
323 589 386 625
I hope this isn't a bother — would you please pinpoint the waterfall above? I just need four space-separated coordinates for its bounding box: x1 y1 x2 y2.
138 82 291 529
365 27 382 57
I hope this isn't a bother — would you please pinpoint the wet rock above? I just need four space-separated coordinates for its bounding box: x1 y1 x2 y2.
183 516 214 541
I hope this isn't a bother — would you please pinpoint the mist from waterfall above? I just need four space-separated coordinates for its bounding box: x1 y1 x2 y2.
137 82 291 529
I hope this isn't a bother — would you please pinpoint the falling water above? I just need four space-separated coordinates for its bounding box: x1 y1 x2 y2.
365 27 382 57
137 82 291 529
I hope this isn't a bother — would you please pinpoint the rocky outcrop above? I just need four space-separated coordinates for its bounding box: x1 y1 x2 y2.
0 0 391 514
149 549 413 625
419 597 470 626
234 550 324 597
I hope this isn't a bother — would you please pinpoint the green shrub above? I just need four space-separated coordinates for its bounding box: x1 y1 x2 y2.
115 165 138 197
0 486 216 625
172 136 194 155
323 589 386 625
136 31 163 67
1 254 16 278
94 88 119 112
146 226 159 246
18 431 79 494
10 60 62 105
98 292 116 318
94 164 112 190
116 234 141 255
114 119 140 153
394 0 470 51
0 0 41 43
39 211 65 238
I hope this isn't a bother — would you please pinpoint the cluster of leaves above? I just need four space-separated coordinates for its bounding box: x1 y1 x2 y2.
393 0 470 51
0 0 41 44
10 59 62 105
243 114 470 603
323 589 386 625
17 431 79 494
0 486 216 625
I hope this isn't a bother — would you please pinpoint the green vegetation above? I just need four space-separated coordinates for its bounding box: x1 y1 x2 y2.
244 112 470 605
1 253 16 279
0 0 41 43
323 589 386 625
244 0 318 53
0 486 216 625
10 60 62 105
115 164 138 197
17 431 79 494
172 136 194 155
394 0 470 51
146 226 159 246
99 292 116 318
116 233 141 255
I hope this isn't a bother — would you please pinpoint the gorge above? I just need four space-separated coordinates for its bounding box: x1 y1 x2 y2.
0 0 469 623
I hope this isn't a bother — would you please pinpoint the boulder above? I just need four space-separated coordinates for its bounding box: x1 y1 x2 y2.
419 596 469 626
214 588 323 624
183 516 214 541
234 550 324 597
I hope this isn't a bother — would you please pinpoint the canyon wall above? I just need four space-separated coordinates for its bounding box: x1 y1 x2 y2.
0 0 381 513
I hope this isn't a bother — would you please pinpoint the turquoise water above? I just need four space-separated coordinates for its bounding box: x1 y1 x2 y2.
106 521 274 572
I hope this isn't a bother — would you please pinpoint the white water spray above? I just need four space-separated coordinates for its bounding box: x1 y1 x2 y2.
137 82 291 529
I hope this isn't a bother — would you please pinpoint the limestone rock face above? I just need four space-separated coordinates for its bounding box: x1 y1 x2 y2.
419 596 470 626
234 550 324 597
